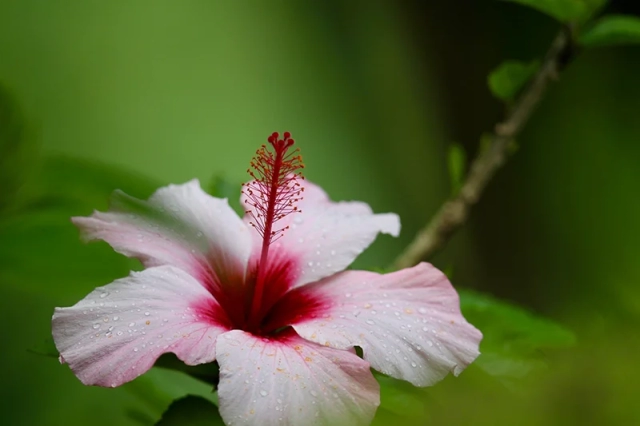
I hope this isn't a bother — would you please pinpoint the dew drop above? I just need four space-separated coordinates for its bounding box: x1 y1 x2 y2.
330 250 336 256
100 292 109 299
293 216 303 225
260 390 268 397
307 261 314 267
92 324 100 329
129 322 135 327
418 307 428 314
113 316 119 321
133 347 139 352
144 312 150 316
422 327 428 332
427 341 434 347
310 390 318 397
366 319 375 325
345 293 352 298
411 362 417 368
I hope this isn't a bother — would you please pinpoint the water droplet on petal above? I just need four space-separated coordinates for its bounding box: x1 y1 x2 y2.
144 312 150 316
260 390 268 397
129 322 135 327
196 231 203 238
113 316 119 321
307 261 314 267
100 292 109 299
366 319 375 325
310 390 318 397
418 307 428 314
92 324 100 329
330 250 336 256
345 293 352 298
411 362 417 368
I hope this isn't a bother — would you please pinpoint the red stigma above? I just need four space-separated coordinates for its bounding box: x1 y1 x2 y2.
242 132 305 330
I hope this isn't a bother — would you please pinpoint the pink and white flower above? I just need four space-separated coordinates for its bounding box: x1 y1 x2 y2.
52 132 482 425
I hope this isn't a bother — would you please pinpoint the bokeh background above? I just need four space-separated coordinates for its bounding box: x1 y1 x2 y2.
1 0 639 425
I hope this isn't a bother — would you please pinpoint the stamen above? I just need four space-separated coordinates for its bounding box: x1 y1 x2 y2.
242 132 304 329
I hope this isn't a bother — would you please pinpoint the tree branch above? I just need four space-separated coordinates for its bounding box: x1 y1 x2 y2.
392 29 576 270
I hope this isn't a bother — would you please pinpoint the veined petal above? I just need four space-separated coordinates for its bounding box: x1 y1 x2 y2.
52 266 230 387
216 329 379 426
282 263 482 387
242 180 399 287
73 180 252 292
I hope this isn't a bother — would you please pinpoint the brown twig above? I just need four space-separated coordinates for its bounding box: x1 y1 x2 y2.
392 29 576 270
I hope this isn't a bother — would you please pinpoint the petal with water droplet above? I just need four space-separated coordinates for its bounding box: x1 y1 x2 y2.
241 180 399 288
216 329 379 426
283 263 482 387
73 180 252 291
52 266 230 387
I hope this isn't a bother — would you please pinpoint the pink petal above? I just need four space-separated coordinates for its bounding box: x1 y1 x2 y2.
280 263 482 387
216 329 380 426
242 180 399 287
73 180 252 291
52 265 230 387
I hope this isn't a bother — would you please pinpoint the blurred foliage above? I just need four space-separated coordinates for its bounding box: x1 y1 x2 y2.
0 83 36 212
459 290 576 382
502 0 607 22
155 396 224 426
580 14 640 46
447 143 467 195
488 59 540 101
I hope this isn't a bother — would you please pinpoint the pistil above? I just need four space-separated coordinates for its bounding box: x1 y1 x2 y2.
242 132 303 329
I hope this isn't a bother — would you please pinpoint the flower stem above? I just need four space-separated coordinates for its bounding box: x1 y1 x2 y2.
392 27 577 270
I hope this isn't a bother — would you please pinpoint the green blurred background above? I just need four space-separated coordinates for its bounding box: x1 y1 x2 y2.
1 0 639 424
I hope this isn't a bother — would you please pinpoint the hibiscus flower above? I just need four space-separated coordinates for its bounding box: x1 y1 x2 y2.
52 132 481 425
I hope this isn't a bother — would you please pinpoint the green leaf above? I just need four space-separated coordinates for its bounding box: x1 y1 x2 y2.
488 60 540 102
155 395 224 426
27 338 59 358
459 289 576 380
123 367 219 417
375 374 432 420
580 15 640 47
447 144 467 196
154 354 220 387
0 83 37 212
0 156 159 299
501 0 606 22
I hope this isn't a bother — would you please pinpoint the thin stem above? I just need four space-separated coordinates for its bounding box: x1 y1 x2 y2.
247 152 283 326
392 28 576 270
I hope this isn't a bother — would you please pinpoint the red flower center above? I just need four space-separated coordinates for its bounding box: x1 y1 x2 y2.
194 133 322 335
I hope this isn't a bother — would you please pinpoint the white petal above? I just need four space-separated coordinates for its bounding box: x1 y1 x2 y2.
242 180 399 287
52 266 229 387
73 179 252 287
288 263 482 386
216 329 379 426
